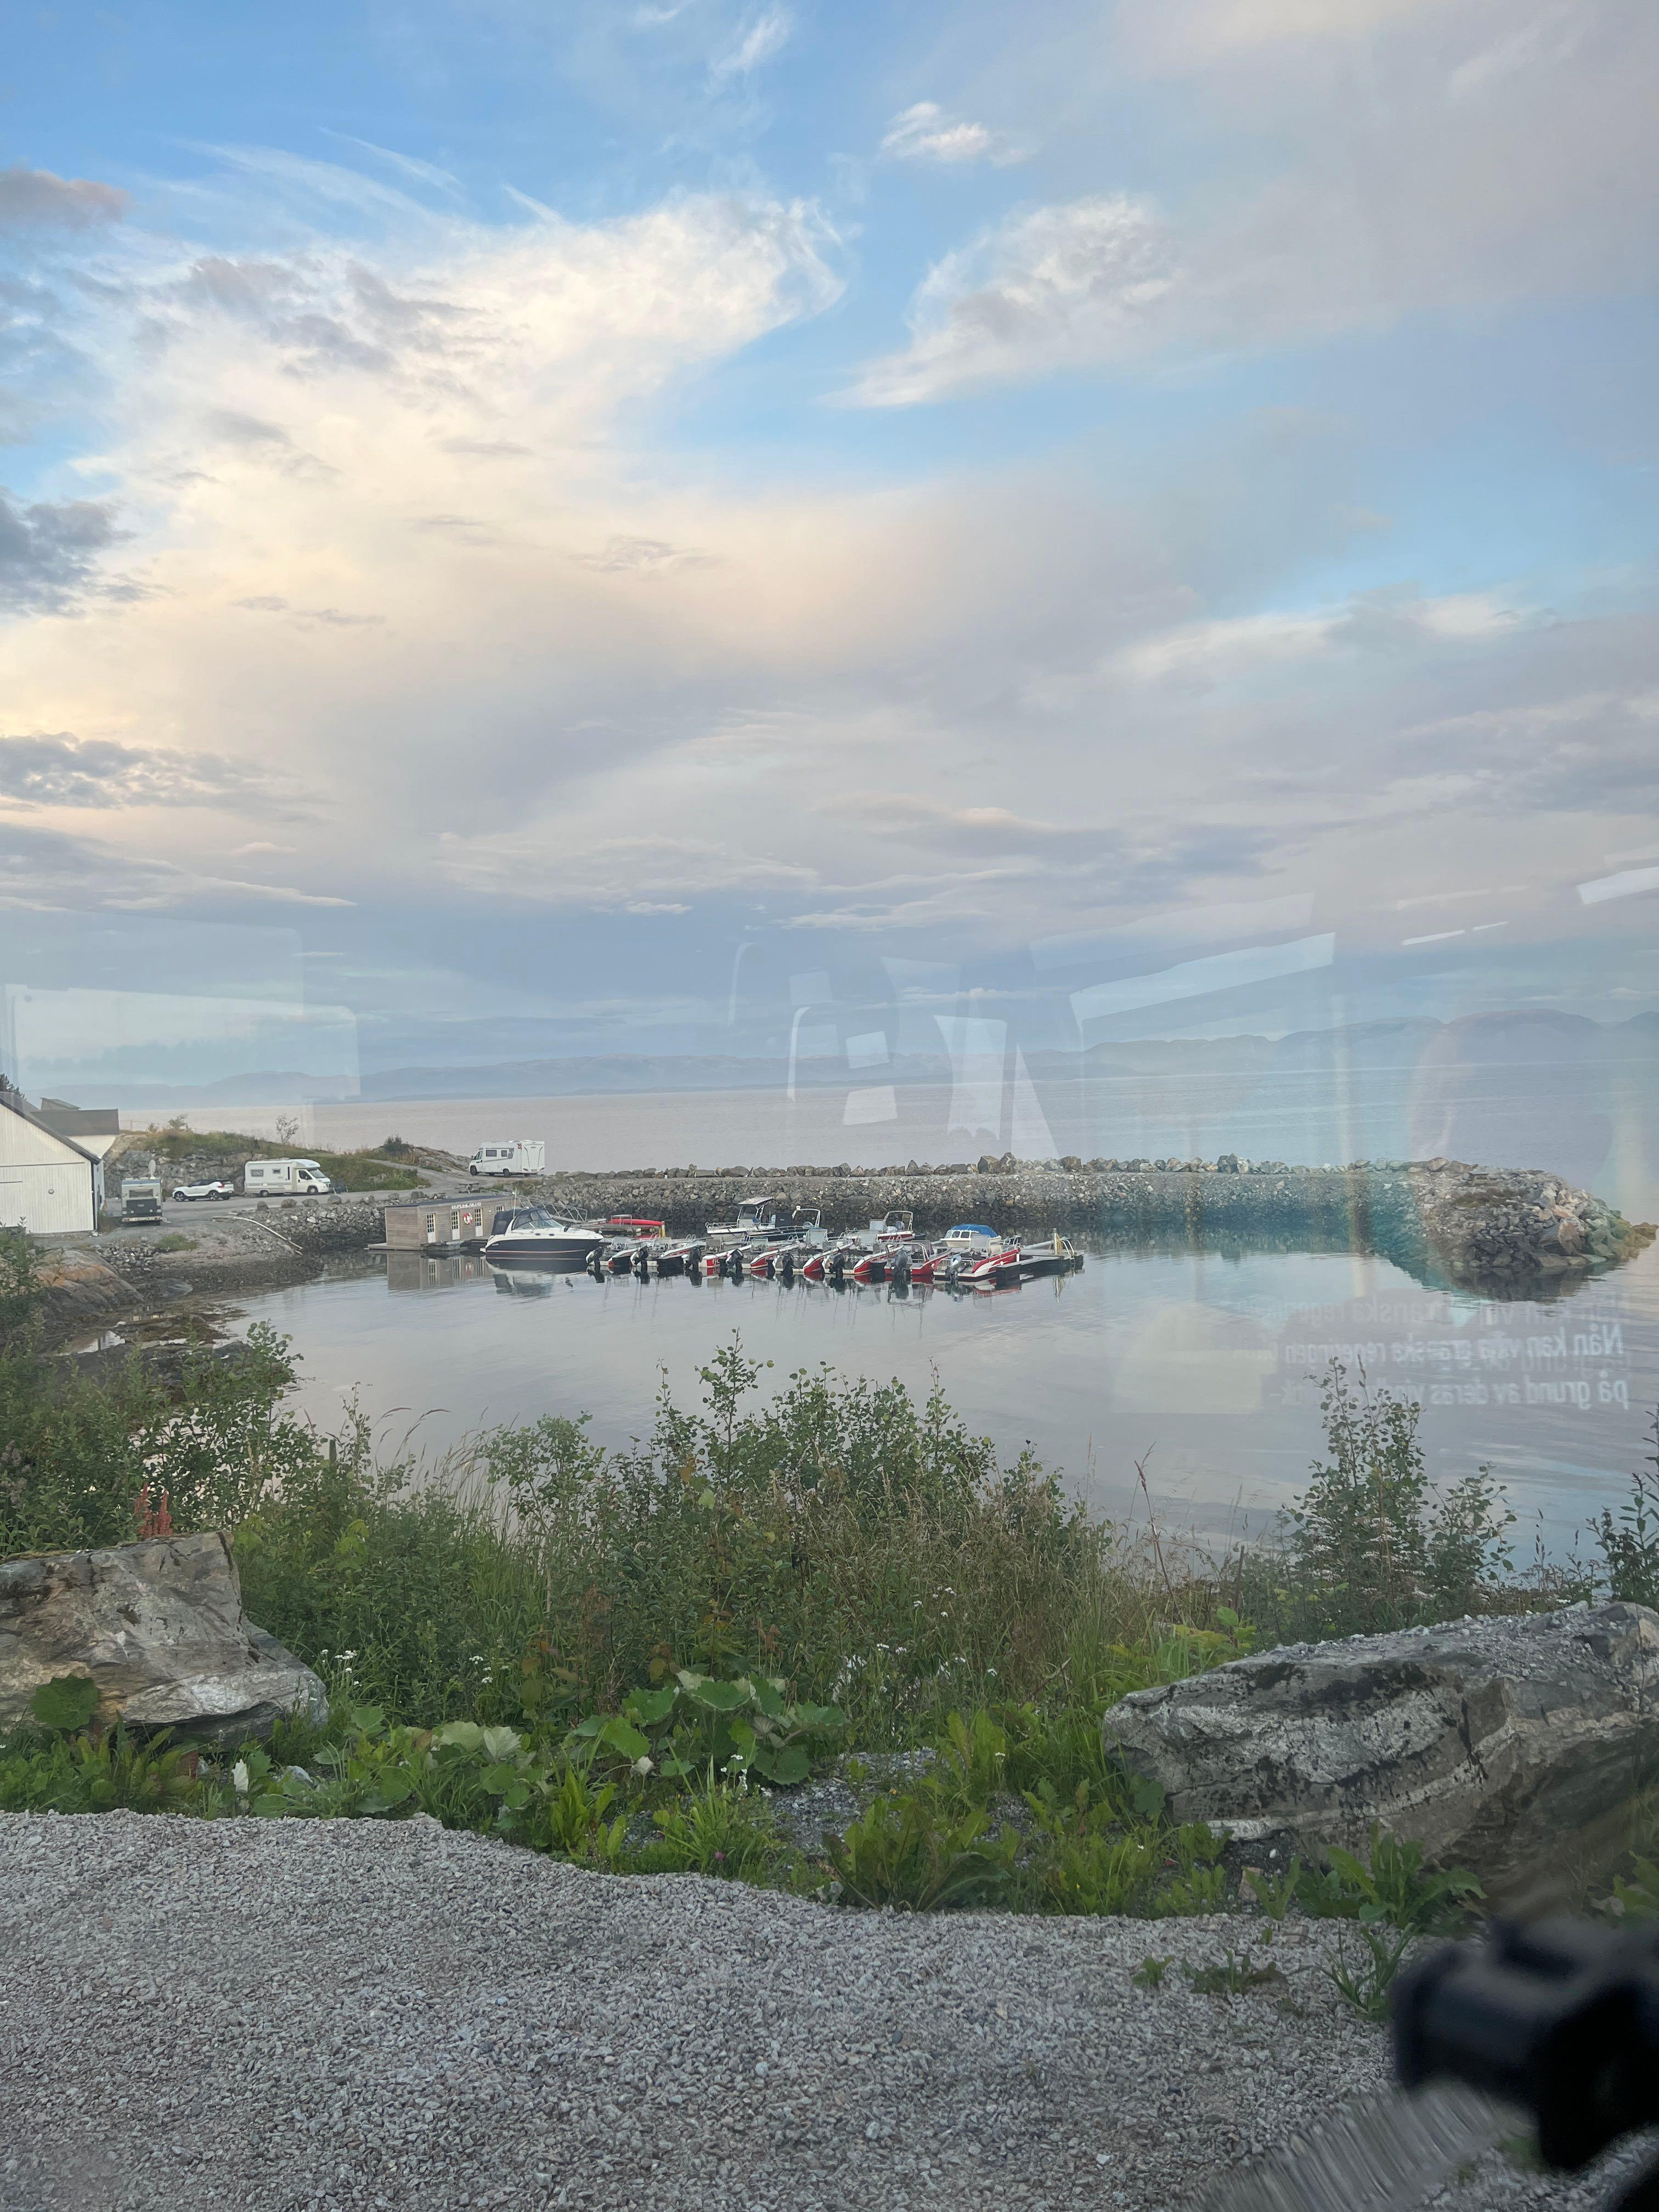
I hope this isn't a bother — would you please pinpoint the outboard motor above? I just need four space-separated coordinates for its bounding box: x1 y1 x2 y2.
633 1246 650 1277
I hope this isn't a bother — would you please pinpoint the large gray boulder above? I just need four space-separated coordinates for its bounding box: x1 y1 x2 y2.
0 1530 326 1747
1101 1602 1659 1893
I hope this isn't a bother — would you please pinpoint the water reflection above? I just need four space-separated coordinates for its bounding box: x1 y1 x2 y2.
385 1250 489 1294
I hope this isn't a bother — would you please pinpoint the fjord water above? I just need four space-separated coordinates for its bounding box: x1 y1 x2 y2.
233 1234 1659 1554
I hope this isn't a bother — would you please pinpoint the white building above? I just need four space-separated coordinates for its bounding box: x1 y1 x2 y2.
0 1087 112 1235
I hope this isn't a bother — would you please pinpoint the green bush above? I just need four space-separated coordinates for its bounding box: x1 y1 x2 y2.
1243 1360 1515 1640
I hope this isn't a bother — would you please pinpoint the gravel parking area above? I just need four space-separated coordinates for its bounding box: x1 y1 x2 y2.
0 1812 1643 2212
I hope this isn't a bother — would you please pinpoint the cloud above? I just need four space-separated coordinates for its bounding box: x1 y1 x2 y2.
710 6 791 81
572 535 712 574
0 165 128 229
855 1 1659 402
0 816 350 915
1100 590 1530 689
848 195 1179 405
880 102 1026 168
0 492 123 611
0 732 270 809
3 135 1652 998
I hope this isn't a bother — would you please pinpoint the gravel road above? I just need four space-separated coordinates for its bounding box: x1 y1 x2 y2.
0 1812 1643 2212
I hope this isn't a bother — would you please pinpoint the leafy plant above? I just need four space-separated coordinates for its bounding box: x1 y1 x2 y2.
1132 1956 1169 1990
1022 1778 1160 1915
1270 1362 1514 1638
0 1723 202 1814
1183 1950 1282 1997
934 1707 1009 1809
1329 1925 1416 2019
539 1754 628 1868
572 1669 845 1787
1242 1859 1302 1920
1596 1410 1659 1611
29 1675 100 1734
1611 1858 1659 1920
645 1765 782 1881
1299 1822 1481 1936
827 1792 1018 1911
1145 1821 1231 1917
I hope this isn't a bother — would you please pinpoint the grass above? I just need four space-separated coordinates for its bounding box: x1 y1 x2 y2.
0 1223 1647 1982
113 1122 422 1190
309 1152 422 1192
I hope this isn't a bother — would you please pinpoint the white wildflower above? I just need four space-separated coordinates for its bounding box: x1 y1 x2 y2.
632 1754 654 1778
231 1759 250 1802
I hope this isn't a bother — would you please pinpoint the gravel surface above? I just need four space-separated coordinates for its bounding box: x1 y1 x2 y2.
0 1812 1644 2212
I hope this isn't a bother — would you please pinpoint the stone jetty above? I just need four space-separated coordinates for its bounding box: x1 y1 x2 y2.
527 1155 1652 1295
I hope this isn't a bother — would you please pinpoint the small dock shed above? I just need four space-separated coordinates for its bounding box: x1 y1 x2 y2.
383 1198 492 1251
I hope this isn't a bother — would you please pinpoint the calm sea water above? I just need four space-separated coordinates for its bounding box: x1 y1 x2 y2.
229 1236 1659 1553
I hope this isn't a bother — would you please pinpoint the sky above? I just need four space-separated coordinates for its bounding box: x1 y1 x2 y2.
1 0 1657 1093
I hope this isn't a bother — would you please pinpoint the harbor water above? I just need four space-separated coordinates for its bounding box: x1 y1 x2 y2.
226 1232 1659 1556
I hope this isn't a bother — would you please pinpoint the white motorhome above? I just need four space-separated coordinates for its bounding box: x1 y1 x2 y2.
469 1140 545 1176
244 1157 332 1195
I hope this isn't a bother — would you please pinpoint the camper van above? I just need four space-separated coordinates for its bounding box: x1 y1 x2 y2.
468 1140 545 1176
120 1177 163 1223
243 1158 333 1197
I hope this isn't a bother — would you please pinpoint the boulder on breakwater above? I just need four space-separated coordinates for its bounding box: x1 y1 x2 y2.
522 1156 1651 1296
1099 1601 1659 1895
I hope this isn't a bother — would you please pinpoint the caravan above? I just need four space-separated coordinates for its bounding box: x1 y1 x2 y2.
468 1140 545 1176
244 1158 333 1196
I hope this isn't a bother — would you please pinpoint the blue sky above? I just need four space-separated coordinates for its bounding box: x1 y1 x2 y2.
1 0 1656 1090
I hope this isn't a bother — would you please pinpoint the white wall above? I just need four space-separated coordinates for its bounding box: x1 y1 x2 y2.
0 1106 99 1233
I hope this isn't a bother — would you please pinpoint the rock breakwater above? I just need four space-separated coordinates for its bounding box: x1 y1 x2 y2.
528 1155 1651 1296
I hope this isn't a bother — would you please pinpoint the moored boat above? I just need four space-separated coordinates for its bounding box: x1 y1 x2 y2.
485 1206 612 1262
1016 1234 1084 1278
703 1197 825 1252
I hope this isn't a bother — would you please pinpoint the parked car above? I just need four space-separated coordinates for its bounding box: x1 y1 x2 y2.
171 1179 235 1202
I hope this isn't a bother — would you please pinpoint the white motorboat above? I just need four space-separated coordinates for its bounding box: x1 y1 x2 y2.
703 1196 825 1252
484 1206 611 1262
1017 1234 1085 1278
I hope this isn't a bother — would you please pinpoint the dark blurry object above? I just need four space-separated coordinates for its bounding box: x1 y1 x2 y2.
1395 1916 1659 2191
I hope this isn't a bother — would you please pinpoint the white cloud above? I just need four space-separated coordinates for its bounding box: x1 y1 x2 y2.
710 5 791 81
848 195 1179 405
854 0 1658 403
880 101 1026 168
1103 591 1528 687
